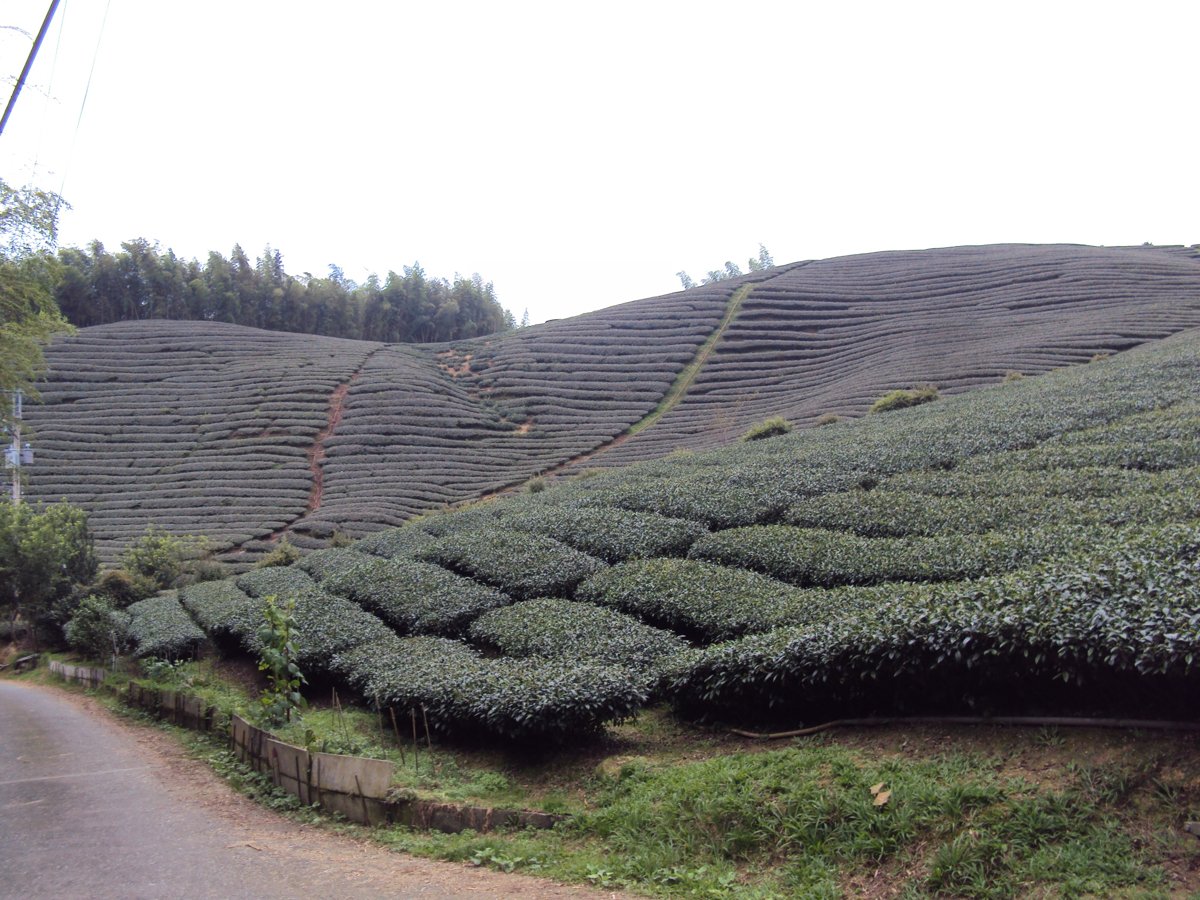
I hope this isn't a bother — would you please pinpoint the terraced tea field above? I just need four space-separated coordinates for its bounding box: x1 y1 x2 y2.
121 325 1200 740
23 243 1200 567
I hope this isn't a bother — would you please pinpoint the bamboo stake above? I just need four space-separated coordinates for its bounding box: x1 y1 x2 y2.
388 706 406 765
411 708 419 775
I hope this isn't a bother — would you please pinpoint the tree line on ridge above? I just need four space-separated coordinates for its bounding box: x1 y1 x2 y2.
52 239 518 343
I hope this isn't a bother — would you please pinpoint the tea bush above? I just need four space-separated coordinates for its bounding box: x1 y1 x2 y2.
322 555 509 636
502 506 707 562
296 546 375 581
353 526 438 559
126 593 206 659
667 524 1200 723
576 558 810 641
689 524 1104 587
416 529 606 600
470 598 690 683
332 634 645 741
179 580 262 644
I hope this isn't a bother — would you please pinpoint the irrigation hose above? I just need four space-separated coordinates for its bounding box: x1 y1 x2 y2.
730 716 1200 740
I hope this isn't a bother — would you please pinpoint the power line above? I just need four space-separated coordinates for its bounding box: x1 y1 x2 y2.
0 0 62 138
59 0 111 205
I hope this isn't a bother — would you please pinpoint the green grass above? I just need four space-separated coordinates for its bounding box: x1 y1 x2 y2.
367 735 1197 898
628 284 753 438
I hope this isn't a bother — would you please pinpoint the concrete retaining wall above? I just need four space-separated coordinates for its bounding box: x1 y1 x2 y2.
49 659 107 687
129 687 564 833
126 683 220 732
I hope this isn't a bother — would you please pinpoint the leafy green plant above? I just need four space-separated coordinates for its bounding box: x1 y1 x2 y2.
868 384 939 414
0 501 97 645
253 537 302 569
256 594 307 726
741 416 791 441
121 526 211 595
64 594 130 661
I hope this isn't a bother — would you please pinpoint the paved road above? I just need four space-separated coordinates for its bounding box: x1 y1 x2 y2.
0 681 608 899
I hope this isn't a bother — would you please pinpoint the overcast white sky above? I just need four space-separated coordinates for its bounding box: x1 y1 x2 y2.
1 1 1196 325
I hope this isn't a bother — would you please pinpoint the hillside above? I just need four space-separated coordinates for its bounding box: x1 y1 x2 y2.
23 242 1200 563
120 324 1200 741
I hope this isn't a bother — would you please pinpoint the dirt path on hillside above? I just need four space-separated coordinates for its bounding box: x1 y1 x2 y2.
0 681 622 899
308 380 352 513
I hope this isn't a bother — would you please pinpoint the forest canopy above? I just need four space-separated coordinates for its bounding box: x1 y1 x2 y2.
53 239 517 344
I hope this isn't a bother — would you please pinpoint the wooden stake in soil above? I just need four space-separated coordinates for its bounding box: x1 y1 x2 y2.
411 708 419 775
388 706 406 765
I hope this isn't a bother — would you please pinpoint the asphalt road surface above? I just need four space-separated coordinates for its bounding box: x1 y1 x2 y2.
0 680 612 899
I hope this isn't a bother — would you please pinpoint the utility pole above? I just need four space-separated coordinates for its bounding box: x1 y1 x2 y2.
5 390 33 504
0 0 63 138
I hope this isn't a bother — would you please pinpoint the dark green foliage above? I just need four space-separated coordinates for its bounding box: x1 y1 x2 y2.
0 501 97 642
688 524 1102 587
575 474 787 529
288 593 394 670
235 565 392 668
468 657 645 742
332 634 645 741
332 634 485 721
785 478 1200 538
502 505 707 562
54 241 511 343
353 526 438 559
236 566 320 599
321 554 509 636
417 529 607 600
868 384 939 414
253 537 302 569
125 593 206 659
64 594 130 661
469 598 690 683
964 438 1200 474
139 328 1200 736
296 547 375 581
179 580 261 642
120 526 211 595
667 524 1200 723
576 558 809 642
256 595 307 726
89 569 142 607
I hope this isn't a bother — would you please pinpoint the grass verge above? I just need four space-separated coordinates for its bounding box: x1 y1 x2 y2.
14 659 1200 898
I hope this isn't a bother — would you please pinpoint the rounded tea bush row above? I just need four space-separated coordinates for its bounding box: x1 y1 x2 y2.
469 598 690 684
126 593 206 659
666 523 1200 724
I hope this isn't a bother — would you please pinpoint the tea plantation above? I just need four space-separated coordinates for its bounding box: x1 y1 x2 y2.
128 326 1200 740
23 244 1200 567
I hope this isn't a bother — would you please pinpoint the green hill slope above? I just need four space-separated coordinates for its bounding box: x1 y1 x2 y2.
126 326 1200 740
23 243 1200 563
